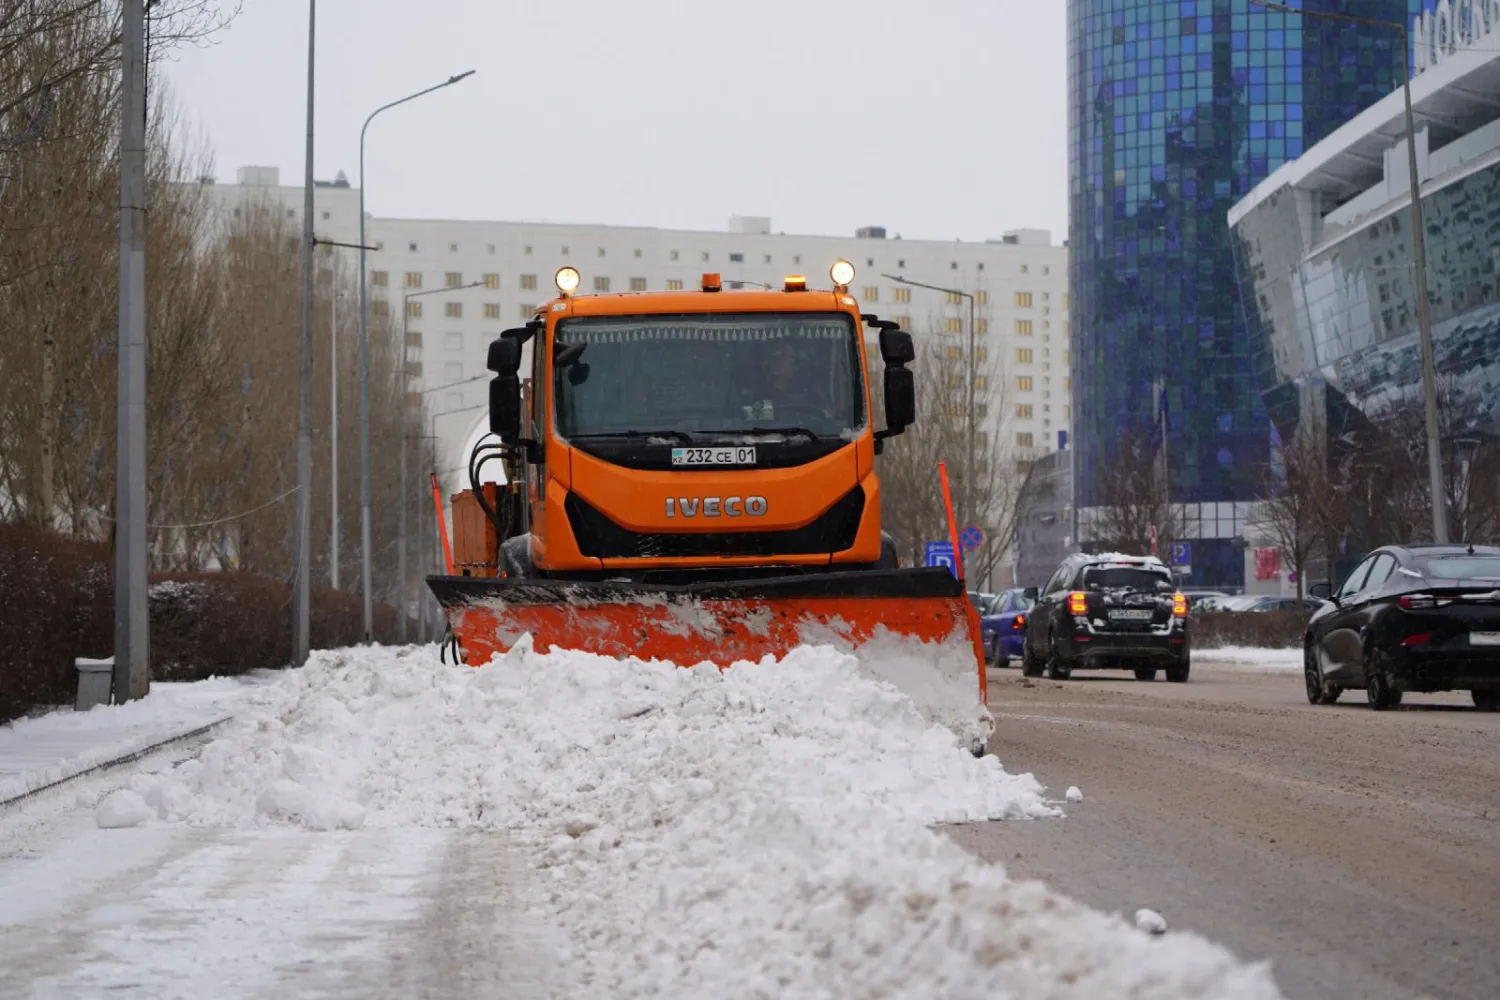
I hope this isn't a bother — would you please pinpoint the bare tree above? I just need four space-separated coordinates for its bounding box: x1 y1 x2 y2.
871 318 1026 586
1085 426 1186 559
1249 429 1326 601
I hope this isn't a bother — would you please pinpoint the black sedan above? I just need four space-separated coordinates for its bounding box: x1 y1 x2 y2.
1305 544 1500 711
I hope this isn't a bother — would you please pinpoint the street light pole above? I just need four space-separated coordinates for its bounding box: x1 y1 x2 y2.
330 285 342 590
292 0 317 666
882 273 979 545
1250 1 1446 543
358 69 475 643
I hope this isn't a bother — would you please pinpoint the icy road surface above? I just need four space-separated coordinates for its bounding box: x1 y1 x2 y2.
0 642 1285 999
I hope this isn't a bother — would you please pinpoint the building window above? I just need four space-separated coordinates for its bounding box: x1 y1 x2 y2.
1016 404 1034 419
764 254 772 264
593 276 610 292
670 250 679 261
630 277 647 292
406 301 422 319
448 243 458 253
976 318 989 335
372 299 390 317
862 286 879 303
598 247 606 257
729 253 744 263
445 302 462 319
408 241 418 252
1016 319 1033 335
895 315 912 330
666 279 684 291
1016 348 1033 363
944 317 962 334
520 274 537 290
976 291 989 306
483 303 500 319
1064 377 1071 391
405 331 421 348
1016 292 1033 308
445 332 463 351
407 361 423 377
893 287 911 304
701 252 710 262
633 248 642 258
371 270 389 287
1064 350 1071 364
445 272 463 288
1016 375 1034 391
561 246 569 256
950 262 958 270
483 273 500 289
1020 264 1029 274
487 243 496 254
1042 266 1050 275
404 271 422 288
793 255 801 265
974 375 988 390
1016 432 1034 448
445 362 463 380
974 347 988 363
320 210 330 220
520 303 535 318
944 346 962 361
945 291 963 305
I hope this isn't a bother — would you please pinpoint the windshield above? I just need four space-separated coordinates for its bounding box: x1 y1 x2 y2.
1415 556 1500 581
552 312 864 440
1006 590 1036 611
1082 567 1174 593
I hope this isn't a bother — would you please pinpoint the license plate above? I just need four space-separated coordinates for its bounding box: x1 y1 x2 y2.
671 446 756 467
1109 610 1154 621
1471 632 1500 646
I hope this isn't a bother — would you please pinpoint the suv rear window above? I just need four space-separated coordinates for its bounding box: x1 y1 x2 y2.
1081 567 1174 593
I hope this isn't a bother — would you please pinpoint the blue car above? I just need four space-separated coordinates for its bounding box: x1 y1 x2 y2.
980 589 1037 667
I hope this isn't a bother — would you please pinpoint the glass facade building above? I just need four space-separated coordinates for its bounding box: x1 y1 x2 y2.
1067 1 1419 587
1230 22 1500 566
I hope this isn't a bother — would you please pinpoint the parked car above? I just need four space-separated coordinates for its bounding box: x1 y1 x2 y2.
1182 589 1230 612
1021 553 1191 682
1304 543 1500 711
1237 595 1327 613
979 589 1035 666
967 590 996 613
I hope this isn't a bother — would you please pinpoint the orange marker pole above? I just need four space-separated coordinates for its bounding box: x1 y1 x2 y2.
939 463 988 707
430 472 455 575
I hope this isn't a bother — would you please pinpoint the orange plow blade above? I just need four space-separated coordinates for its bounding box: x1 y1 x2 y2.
427 567 989 743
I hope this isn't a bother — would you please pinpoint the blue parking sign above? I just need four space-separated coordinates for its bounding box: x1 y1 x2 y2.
1170 541 1191 566
925 541 957 578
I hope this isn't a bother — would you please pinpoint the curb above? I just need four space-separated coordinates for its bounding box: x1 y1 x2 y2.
0 714 232 810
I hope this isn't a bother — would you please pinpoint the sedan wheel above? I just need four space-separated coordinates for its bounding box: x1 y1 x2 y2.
1473 690 1500 712
1303 643 1342 705
1364 648 1403 711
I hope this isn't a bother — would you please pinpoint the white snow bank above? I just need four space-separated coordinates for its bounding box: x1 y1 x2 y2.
1198 646 1302 670
119 641 1282 998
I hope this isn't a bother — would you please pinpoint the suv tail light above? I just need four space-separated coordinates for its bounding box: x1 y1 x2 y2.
1172 593 1188 617
1067 591 1088 615
1400 632 1433 647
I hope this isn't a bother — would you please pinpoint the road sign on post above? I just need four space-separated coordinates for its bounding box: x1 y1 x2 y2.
1169 541 1191 566
960 525 984 551
925 541 957 577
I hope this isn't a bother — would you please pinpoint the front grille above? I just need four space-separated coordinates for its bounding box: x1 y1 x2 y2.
566 487 865 560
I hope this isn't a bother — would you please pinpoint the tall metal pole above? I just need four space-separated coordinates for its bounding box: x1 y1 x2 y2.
357 70 475 645
965 292 976 538
414 443 425 643
292 0 316 666
114 0 149 702
330 286 340 589
1400 24 1448 544
397 294 409 644
1250 0 1445 542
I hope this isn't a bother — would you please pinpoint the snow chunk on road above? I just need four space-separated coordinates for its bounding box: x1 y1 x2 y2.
123 642 1282 998
95 789 154 829
1137 908 1170 935
1066 785 1084 802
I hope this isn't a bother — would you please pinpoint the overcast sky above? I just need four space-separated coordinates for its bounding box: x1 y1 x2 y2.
164 0 1067 243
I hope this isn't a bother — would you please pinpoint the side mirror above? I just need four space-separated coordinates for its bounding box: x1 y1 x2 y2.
882 366 915 432
1308 582 1332 601
489 373 522 441
1022 587 1039 601
487 335 522 375
878 328 914 366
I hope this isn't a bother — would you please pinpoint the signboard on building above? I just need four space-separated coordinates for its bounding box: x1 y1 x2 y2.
1413 0 1500 78
1254 547 1283 582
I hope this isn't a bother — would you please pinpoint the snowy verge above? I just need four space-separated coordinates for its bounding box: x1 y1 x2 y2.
0 674 272 803
1196 646 1302 670
111 642 1284 998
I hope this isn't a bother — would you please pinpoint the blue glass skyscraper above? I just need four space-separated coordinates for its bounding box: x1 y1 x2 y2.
1067 1 1420 585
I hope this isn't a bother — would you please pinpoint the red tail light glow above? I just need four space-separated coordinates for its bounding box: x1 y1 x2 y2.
1400 632 1434 647
1012 614 1026 630
1399 594 1452 610
1067 591 1088 615
1172 593 1188 617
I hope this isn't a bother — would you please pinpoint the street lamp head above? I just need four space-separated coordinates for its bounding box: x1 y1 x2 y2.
1249 0 1296 12
448 70 476 85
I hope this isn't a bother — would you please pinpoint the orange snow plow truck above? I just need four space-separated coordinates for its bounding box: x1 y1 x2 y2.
426 260 985 681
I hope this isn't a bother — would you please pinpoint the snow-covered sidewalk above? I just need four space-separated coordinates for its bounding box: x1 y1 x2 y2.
0 671 274 805
0 640 1289 998
1196 646 1302 671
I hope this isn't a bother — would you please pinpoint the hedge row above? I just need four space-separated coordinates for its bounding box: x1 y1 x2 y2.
1192 609 1311 650
1 524 413 722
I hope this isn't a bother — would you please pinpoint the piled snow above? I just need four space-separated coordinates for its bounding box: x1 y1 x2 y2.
94 788 155 828
114 641 1283 998
1198 646 1302 670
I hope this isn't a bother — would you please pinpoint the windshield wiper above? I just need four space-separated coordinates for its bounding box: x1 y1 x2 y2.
573 429 694 445
709 426 820 441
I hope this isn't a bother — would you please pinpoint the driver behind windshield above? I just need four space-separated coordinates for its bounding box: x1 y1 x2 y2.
738 337 836 422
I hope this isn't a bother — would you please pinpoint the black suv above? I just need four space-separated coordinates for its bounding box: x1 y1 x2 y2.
1021 552 1190 681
